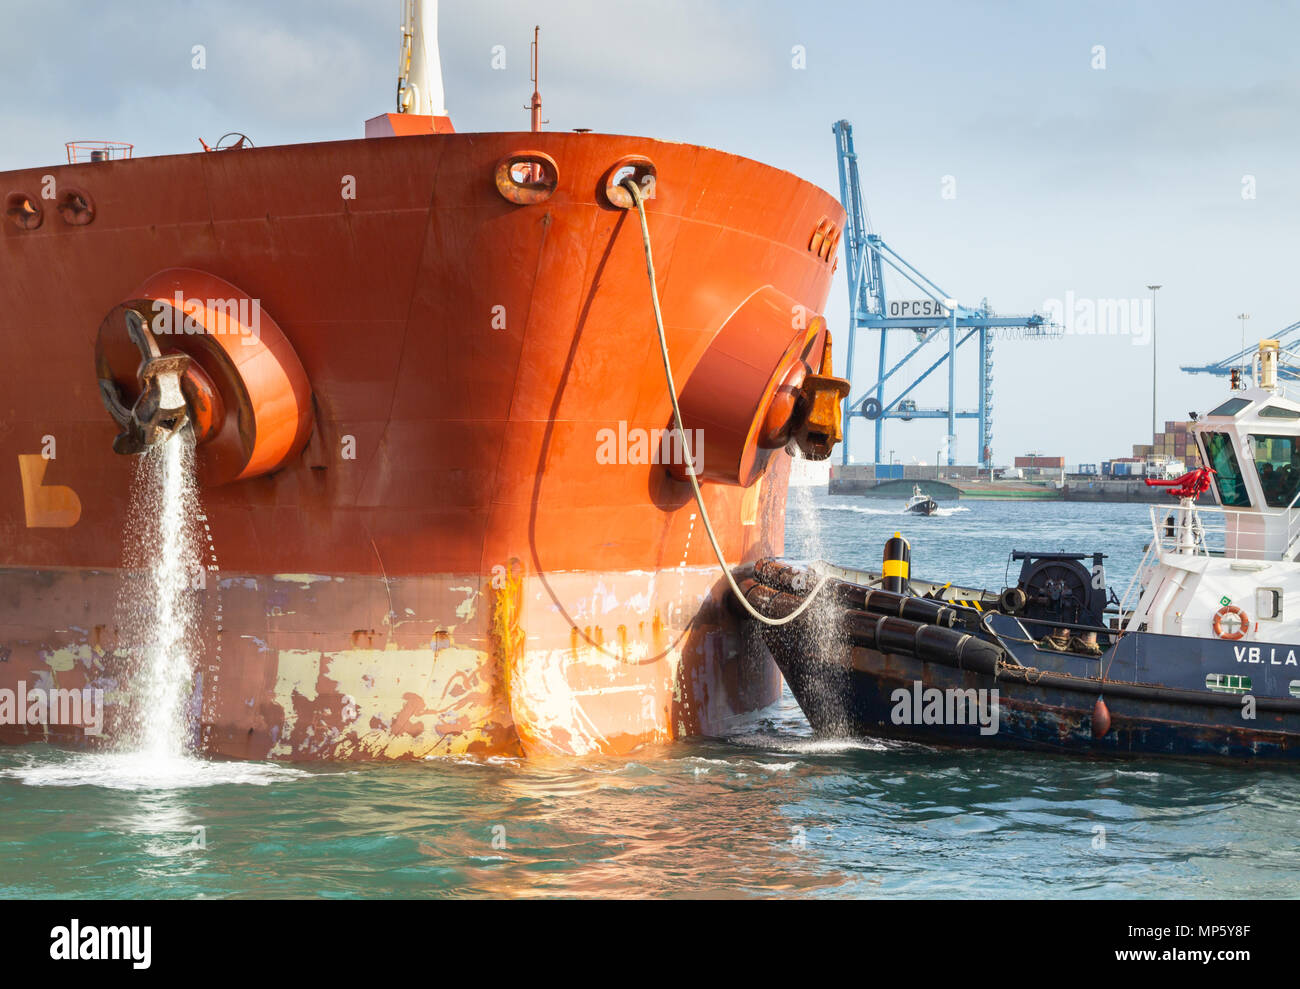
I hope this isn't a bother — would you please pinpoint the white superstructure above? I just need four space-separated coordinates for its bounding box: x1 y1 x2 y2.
1125 340 1300 644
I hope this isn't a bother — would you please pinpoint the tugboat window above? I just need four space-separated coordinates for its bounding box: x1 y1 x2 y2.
1249 434 1300 507
1208 397 1251 417
1260 405 1300 419
1203 432 1250 506
1257 587 1283 621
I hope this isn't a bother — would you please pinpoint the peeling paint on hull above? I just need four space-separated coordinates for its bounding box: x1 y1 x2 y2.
0 565 781 760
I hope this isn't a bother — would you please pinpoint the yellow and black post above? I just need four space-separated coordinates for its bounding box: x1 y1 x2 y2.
882 531 911 594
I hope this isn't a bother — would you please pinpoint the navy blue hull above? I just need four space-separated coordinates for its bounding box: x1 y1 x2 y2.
768 636 1300 766
740 558 1300 766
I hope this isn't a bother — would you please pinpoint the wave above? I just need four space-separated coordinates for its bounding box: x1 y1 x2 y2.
0 751 310 791
819 503 971 517
727 732 892 755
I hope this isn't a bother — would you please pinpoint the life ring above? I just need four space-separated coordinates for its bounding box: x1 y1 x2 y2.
1212 605 1249 640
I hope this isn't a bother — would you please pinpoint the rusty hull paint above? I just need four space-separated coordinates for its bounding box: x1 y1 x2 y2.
0 131 832 759
0 560 781 760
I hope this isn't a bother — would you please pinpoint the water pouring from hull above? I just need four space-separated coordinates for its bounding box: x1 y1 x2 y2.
115 427 205 767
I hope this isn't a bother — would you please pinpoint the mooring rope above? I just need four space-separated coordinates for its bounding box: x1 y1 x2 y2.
623 177 829 627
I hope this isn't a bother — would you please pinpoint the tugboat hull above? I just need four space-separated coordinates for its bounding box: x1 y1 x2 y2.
771 644 1300 765
741 560 1300 766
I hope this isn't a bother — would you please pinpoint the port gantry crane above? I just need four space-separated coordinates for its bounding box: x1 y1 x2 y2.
1181 319 1300 382
833 120 1056 468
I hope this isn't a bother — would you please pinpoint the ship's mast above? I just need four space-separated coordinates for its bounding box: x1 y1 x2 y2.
397 0 448 117
528 26 542 132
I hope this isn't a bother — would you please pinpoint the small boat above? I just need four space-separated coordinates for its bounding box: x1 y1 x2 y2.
904 484 939 515
736 341 1300 766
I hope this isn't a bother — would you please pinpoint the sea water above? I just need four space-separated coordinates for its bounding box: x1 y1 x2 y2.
1 492 1297 898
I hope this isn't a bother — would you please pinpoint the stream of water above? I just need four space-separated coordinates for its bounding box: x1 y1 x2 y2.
119 430 203 763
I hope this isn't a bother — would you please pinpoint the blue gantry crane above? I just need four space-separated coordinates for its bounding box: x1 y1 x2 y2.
1181 319 1300 381
833 120 1056 467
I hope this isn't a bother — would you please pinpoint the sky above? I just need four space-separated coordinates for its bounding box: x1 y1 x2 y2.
3 0 1298 466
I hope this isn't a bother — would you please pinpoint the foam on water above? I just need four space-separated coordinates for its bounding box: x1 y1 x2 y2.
5 431 337 793
821 503 970 517
728 731 893 755
0 750 307 791
2 496 1295 898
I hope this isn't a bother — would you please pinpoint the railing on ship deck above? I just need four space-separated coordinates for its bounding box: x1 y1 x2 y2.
65 141 133 164
1145 501 1300 561
1116 497 1300 624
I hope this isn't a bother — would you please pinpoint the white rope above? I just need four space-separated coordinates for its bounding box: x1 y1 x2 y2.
623 178 830 626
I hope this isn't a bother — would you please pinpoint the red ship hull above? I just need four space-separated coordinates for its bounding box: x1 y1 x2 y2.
0 131 843 758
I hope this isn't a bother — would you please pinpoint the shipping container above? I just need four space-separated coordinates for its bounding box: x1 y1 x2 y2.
1117 461 1148 477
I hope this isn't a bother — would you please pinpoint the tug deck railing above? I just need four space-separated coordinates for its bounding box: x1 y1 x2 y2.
1117 497 1300 624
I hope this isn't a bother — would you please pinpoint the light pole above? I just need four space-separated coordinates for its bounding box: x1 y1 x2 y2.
1147 285 1161 442
1238 313 1251 381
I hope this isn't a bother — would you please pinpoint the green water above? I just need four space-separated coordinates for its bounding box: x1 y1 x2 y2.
2 496 1297 898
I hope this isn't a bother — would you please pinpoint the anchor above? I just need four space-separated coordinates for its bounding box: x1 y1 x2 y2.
790 332 851 462
97 308 192 454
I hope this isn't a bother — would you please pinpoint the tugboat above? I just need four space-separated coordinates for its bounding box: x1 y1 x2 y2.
738 340 1300 765
904 484 940 516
